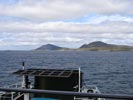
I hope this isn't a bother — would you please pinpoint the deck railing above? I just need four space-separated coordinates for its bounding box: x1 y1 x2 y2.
0 87 133 100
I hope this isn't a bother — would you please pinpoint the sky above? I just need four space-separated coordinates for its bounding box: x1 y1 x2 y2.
0 0 133 50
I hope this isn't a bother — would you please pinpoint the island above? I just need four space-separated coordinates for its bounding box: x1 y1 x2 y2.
35 41 133 51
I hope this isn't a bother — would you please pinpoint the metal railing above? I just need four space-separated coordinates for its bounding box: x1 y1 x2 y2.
3 82 22 88
0 83 23 100
0 87 133 99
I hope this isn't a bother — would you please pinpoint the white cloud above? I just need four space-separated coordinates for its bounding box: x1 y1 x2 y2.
0 0 133 49
0 0 133 21
0 21 133 33
87 15 133 24
0 21 133 49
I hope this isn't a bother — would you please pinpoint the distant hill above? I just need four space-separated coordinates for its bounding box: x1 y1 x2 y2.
34 41 133 51
79 41 133 51
35 44 63 50
80 41 114 48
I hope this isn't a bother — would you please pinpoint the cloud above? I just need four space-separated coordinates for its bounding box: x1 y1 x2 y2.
85 15 133 24
0 0 133 49
0 20 133 49
0 21 133 33
0 0 133 21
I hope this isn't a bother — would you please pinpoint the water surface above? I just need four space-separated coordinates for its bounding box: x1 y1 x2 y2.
0 51 133 97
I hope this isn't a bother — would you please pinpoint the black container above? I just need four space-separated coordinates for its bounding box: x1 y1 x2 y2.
34 70 82 100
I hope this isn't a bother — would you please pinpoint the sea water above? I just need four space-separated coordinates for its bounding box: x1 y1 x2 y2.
0 51 133 98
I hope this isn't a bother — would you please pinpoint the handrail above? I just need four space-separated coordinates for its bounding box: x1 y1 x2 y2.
0 87 133 99
3 82 21 88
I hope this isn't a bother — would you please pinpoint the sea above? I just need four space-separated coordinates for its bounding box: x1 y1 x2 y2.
0 50 133 99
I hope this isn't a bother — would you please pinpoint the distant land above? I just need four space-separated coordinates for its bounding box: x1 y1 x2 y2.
35 44 70 51
35 44 64 50
35 41 133 51
79 41 133 51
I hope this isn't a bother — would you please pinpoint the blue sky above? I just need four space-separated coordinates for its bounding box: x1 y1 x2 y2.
0 0 133 50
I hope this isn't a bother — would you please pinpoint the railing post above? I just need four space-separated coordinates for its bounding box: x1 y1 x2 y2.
22 61 30 100
11 92 14 100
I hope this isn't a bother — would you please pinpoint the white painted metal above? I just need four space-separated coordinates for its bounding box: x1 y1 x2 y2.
78 67 81 92
22 64 25 88
24 93 30 100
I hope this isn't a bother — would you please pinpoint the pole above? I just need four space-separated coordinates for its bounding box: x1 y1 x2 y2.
22 62 25 88
78 67 81 92
21 61 29 100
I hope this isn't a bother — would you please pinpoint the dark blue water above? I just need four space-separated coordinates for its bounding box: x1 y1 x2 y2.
0 51 133 96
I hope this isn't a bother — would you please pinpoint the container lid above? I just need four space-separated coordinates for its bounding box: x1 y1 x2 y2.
13 68 79 78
